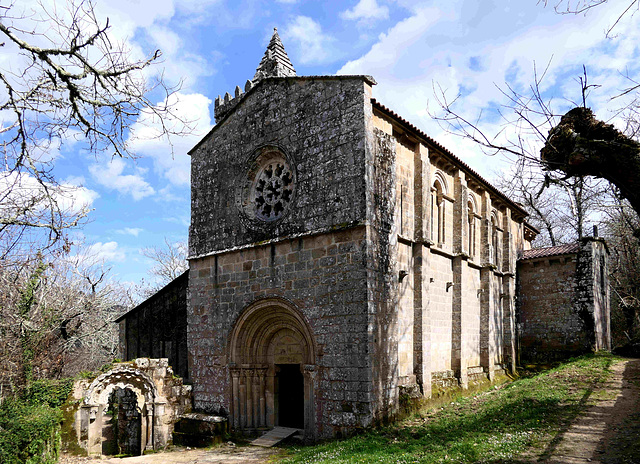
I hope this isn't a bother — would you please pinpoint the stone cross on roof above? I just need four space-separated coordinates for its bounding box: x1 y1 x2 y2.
253 28 297 82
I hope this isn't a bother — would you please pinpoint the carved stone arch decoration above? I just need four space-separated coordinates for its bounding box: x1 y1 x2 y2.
431 170 449 245
432 170 449 195
228 298 317 439
79 365 166 457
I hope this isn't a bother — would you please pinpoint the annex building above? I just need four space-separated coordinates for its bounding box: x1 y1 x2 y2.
114 30 610 444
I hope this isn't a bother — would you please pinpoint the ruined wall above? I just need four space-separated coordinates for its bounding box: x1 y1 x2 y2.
69 359 192 456
517 239 611 362
117 272 189 379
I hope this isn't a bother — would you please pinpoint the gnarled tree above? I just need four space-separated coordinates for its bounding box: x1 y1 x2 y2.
541 107 640 217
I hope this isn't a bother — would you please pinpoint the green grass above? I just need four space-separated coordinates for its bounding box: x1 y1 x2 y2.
276 353 619 464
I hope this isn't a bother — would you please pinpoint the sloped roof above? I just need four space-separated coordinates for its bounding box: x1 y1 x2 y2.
521 242 580 260
114 270 189 322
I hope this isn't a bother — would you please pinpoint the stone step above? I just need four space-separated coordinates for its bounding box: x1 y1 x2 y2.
251 427 301 447
172 413 228 447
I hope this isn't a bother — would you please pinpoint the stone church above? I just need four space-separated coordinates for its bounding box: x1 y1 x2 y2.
115 30 610 443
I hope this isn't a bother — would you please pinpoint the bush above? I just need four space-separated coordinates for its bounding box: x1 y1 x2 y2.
0 379 73 464
0 399 62 464
24 379 73 409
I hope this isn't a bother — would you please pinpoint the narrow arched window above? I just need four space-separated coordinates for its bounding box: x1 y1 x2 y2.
432 179 445 245
468 199 476 257
491 214 499 266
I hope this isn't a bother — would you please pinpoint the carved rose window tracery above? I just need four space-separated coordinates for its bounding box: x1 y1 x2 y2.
253 160 294 221
237 147 296 225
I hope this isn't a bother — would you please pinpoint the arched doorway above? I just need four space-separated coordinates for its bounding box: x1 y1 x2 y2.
228 299 316 438
102 387 142 456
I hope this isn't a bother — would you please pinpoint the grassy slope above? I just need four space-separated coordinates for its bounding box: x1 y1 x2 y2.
276 354 619 464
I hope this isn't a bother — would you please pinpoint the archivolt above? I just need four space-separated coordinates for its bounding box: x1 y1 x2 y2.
228 298 316 365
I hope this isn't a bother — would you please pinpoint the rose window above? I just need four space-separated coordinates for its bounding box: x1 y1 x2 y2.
252 160 294 221
237 148 296 225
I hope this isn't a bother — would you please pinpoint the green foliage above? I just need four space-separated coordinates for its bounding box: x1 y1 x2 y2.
24 379 74 409
0 378 74 463
17 261 49 383
278 354 619 464
0 398 62 464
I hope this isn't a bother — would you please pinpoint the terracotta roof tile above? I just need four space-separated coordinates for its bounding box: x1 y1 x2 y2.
521 242 580 260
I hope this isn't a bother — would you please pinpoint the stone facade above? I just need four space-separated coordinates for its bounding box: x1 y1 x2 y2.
185 30 536 440
115 30 611 443
517 238 611 362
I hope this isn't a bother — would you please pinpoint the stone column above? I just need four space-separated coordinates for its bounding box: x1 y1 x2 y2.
303 365 317 441
251 370 260 429
145 405 154 451
413 141 432 397
480 267 496 380
245 369 253 428
258 369 266 428
452 254 469 389
453 172 469 256
239 372 247 429
502 276 517 374
231 367 240 429
480 192 495 380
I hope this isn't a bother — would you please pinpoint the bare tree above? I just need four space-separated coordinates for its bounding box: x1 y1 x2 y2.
0 242 133 390
540 107 640 218
538 0 639 37
602 200 640 349
138 237 187 297
0 0 190 255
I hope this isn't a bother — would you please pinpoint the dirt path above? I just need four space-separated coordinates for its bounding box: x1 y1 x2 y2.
544 358 640 464
59 358 640 464
58 443 284 464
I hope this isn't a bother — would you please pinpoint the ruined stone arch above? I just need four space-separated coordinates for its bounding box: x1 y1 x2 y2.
228 298 317 439
80 365 166 456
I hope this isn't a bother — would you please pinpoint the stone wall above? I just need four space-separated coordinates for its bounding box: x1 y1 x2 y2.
189 76 374 258
517 238 610 362
188 228 371 439
68 358 192 456
116 272 189 380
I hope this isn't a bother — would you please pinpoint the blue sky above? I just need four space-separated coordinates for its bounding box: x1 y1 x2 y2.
10 0 640 290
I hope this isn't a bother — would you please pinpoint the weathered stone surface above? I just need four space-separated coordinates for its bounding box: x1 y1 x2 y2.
115 33 611 445
68 358 192 456
517 238 611 362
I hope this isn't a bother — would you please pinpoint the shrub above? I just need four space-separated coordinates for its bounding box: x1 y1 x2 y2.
0 379 73 464
0 399 62 464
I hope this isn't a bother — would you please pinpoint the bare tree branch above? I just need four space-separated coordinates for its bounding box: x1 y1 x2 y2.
0 0 192 255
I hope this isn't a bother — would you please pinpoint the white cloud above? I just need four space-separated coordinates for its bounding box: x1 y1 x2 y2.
341 0 389 22
337 0 640 181
85 241 126 263
117 228 144 237
0 171 99 216
283 16 336 65
127 92 213 186
89 157 155 200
